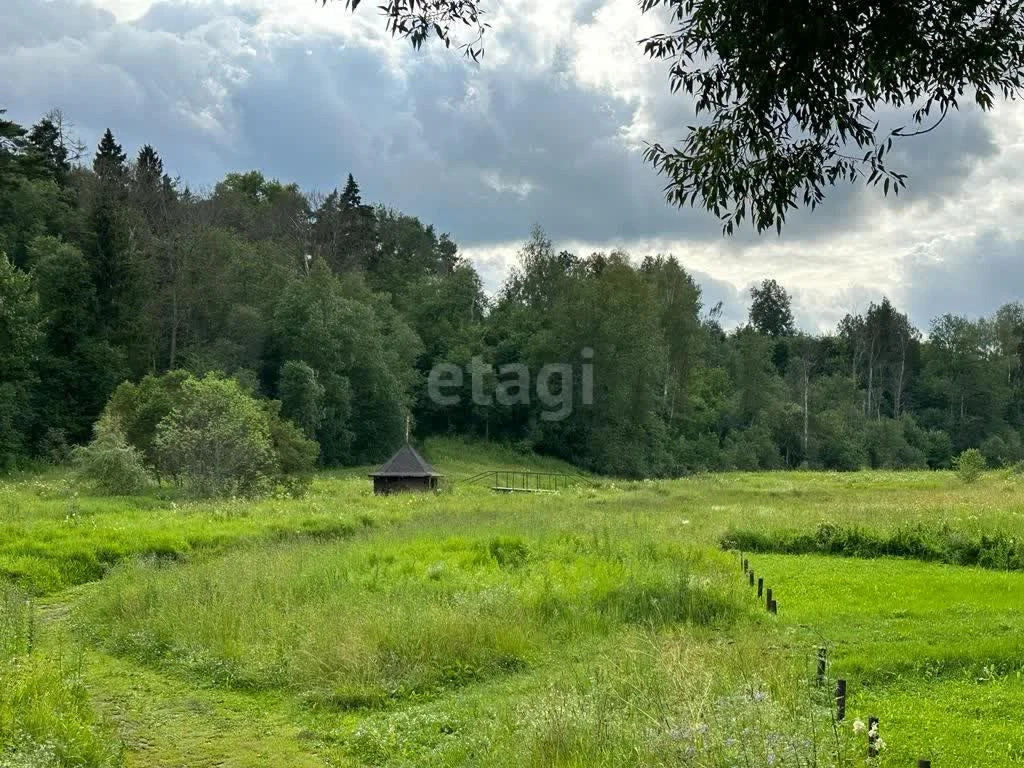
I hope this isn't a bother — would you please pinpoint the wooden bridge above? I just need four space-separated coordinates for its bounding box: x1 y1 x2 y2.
463 470 588 493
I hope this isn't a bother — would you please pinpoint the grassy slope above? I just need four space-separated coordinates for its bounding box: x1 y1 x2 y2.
3 440 1024 767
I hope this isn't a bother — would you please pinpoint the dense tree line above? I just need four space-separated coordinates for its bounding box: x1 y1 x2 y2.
2 107 1024 477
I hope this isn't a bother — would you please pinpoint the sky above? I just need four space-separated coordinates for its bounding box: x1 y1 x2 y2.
3 0 1024 332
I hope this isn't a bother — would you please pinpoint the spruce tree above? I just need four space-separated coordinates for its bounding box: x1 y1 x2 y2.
0 111 32 189
27 118 69 181
339 173 362 210
93 128 127 181
134 144 163 189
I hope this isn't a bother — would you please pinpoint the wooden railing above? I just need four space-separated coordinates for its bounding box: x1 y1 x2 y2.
462 470 589 493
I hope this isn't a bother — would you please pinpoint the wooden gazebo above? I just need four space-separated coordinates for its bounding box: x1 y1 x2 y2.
369 443 442 494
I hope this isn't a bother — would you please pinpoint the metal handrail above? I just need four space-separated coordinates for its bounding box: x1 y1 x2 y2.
461 469 593 492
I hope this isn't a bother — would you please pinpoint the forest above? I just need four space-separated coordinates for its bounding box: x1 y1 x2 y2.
2 106 1024 479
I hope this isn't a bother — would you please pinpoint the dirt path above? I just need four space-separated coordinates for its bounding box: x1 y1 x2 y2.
35 589 329 768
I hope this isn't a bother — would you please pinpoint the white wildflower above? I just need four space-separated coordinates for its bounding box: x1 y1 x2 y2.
852 719 867 734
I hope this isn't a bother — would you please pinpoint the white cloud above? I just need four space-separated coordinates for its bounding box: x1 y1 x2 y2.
481 170 535 199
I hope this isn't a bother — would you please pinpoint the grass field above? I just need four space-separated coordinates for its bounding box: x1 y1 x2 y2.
2 438 1023 767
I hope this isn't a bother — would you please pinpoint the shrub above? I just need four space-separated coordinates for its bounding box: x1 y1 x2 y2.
154 375 278 497
264 399 319 495
721 522 1024 571
277 360 325 442
37 428 71 465
488 536 530 568
953 448 986 484
89 371 318 498
98 370 190 466
72 425 153 495
980 431 1023 468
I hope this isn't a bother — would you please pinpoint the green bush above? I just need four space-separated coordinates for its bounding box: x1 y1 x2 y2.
953 448 986 484
264 400 319 496
72 426 153 495
154 375 278 498
98 370 189 467
88 371 317 499
277 360 324 442
721 522 1024 571
980 431 1023 468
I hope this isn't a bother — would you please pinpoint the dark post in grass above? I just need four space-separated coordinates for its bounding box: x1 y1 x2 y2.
867 716 880 757
765 587 773 611
757 577 763 598
816 647 827 686
26 597 35 654
768 599 777 615
748 570 755 587
917 761 931 768
743 557 749 573
835 679 847 721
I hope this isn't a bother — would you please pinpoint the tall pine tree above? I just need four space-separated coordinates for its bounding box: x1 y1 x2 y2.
312 173 376 273
27 118 70 181
93 128 126 182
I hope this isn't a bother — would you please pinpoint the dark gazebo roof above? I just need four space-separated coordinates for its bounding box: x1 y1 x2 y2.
369 443 442 478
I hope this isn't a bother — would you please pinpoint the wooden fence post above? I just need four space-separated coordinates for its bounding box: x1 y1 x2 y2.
768 599 777 615
26 597 34 654
748 570 755 587
867 716 880 757
835 679 847 721
743 558 749 573
757 577 763 599
917 761 931 768
765 587 773 611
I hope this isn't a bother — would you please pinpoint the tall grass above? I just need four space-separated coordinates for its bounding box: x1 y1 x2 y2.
0 587 121 768
7 448 1024 766
343 633 869 768
5 449 1024 597
0 472 384 595
79 533 739 708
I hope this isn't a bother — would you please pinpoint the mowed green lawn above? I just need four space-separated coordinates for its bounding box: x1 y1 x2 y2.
2 439 1023 767
752 555 1024 765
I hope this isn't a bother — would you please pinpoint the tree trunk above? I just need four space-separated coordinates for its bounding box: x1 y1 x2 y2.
895 341 906 418
169 285 179 370
803 363 809 457
867 358 873 417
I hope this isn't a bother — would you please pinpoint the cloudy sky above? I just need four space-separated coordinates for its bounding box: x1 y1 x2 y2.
3 0 1023 331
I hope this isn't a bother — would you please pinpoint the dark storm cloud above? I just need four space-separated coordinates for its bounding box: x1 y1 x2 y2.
1 0 721 243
